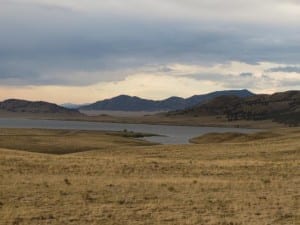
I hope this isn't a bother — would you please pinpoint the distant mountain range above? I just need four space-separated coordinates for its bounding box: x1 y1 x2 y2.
79 89 254 111
0 99 81 115
170 90 300 126
1 90 299 126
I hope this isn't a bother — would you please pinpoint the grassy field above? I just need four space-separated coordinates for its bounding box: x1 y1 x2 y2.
0 129 155 154
0 128 299 225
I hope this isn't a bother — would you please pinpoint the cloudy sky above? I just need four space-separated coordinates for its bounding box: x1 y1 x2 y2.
0 0 300 103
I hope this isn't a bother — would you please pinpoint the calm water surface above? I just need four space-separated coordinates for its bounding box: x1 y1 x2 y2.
0 118 260 144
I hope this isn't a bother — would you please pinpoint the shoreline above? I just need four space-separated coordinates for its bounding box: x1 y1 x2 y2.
0 113 287 129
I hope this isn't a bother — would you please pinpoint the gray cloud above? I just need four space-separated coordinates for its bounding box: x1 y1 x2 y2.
280 80 300 87
186 73 260 90
266 66 300 73
240 73 253 77
0 1 300 87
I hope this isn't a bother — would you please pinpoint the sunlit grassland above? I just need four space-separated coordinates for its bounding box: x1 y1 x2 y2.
0 128 299 225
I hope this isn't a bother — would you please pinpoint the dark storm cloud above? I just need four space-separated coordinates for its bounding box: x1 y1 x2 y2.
0 1 300 86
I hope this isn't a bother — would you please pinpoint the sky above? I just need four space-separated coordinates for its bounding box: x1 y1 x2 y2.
0 0 300 103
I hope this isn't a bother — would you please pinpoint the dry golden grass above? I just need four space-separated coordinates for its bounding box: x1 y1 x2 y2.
0 128 299 225
190 131 282 144
75 114 284 129
0 128 155 154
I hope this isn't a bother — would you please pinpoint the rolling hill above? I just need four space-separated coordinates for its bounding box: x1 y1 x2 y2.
80 89 254 111
0 99 82 116
170 91 300 126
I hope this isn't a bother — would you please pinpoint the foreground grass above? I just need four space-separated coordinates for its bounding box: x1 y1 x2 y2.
0 128 155 154
0 128 299 225
190 130 283 144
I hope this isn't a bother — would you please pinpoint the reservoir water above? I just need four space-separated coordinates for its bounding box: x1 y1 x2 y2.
0 118 260 144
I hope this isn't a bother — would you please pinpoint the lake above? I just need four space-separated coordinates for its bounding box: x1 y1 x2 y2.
0 118 260 144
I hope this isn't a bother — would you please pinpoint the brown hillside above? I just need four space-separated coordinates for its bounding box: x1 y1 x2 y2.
0 99 81 115
170 91 300 126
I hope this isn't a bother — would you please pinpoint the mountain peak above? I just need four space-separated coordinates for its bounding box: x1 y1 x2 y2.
80 90 255 112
